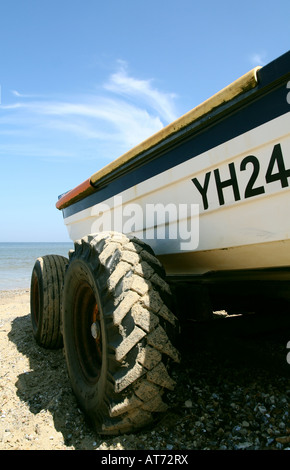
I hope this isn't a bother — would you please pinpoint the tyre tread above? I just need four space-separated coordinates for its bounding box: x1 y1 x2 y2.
66 232 179 434
30 254 68 349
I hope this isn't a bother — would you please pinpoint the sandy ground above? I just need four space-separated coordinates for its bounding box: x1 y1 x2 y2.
0 289 102 450
0 289 185 452
1 288 290 452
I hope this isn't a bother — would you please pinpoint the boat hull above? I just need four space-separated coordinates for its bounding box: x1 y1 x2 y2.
62 111 290 274
58 52 290 277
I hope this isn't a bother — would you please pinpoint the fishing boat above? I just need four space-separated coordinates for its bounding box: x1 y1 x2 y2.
31 51 290 435
56 51 290 280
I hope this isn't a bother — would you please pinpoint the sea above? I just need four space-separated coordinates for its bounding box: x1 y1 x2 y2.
0 242 73 291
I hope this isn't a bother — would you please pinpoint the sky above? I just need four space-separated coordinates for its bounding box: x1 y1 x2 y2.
0 0 289 242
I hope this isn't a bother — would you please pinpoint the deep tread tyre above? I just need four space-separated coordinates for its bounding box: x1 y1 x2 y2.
30 254 68 349
62 232 180 435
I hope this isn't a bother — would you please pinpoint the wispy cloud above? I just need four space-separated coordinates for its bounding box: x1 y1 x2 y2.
0 62 179 161
249 52 267 67
11 90 31 98
104 60 177 123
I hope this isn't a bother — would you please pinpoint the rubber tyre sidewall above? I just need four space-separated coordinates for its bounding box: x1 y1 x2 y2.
30 259 45 343
62 257 110 428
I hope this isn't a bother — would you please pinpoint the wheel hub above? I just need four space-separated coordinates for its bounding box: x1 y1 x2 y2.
91 321 101 340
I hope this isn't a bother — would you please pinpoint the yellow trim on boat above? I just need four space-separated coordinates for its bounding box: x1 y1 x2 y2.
90 66 261 186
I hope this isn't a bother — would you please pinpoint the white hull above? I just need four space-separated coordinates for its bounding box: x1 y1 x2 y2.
63 112 290 275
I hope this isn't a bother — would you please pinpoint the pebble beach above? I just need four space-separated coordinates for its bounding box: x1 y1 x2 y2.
0 288 290 451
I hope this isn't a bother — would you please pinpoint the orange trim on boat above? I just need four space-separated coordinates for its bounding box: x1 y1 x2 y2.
56 178 95 210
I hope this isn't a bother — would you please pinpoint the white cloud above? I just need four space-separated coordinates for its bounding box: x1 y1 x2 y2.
249 52 267 67
0 142 74 159
104 61 178 123
0 64 178 159
11 90 27 97
11 90 43 99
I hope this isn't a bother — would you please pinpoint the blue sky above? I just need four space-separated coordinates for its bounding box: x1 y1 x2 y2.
0 0 289 242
